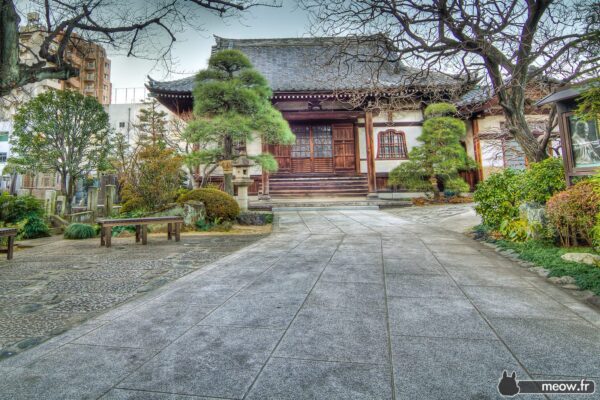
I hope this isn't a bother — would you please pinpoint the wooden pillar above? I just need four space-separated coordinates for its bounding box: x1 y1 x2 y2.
472 118 484 182
365 111 377 195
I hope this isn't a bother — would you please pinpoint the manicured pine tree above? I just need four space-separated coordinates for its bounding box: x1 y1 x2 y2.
185 50 295 194
388 102 476 199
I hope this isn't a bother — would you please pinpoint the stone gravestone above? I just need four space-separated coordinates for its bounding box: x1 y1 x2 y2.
87 187 98 212
44 190 57 216
55 195 66 216
104 185 116 217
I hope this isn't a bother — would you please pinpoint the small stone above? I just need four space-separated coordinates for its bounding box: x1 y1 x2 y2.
561 283 580 290
561 253 600 266
529 267 550 277
548 276 577 285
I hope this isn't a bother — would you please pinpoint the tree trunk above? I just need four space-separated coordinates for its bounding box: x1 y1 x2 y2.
65 176 75 215
495 83 549 163
0 0 21 96
223 134 234 195
429 176 440 200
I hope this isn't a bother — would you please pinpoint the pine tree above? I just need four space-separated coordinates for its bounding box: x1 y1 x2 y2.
184 50 295 194
388 103 476 199
134 99 170 148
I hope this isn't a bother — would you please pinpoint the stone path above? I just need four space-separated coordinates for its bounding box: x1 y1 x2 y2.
0 234 266 359
1 209 599 399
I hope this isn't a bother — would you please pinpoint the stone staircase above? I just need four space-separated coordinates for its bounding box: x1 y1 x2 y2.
268 175 369 197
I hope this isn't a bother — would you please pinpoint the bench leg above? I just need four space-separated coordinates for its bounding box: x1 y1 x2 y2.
175 223 181 242
7 236 14 260
105 227 112 248
168 223 172 240
100 227 105 247
142 225 148 245
135 225 141 243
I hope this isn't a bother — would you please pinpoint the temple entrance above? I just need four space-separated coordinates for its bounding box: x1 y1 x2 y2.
269 123 356 175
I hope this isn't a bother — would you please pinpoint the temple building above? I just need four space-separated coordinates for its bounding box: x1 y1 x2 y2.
147 36 482 197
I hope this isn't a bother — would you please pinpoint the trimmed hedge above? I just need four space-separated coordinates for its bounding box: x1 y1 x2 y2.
178 188 240 221
546 180 600 247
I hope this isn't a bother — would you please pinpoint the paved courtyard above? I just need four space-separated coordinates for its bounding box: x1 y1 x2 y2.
1 208 599 399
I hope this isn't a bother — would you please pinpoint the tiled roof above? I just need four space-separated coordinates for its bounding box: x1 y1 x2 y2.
148 36 463 94
456 86 492 107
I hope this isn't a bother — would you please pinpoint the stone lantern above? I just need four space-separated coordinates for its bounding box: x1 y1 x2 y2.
232 151 255 212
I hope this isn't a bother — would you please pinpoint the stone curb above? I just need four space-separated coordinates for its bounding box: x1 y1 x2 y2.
476 238 600 310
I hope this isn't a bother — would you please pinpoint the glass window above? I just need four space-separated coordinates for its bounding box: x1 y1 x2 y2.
0 132 8 142
567 116 600 168
312 125 332 157
0 153 7 163
291 126 310 158
377 130 408 159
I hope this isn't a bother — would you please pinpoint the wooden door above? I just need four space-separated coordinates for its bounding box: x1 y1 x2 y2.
289 125 334 174
269 143 291 173
333 124 356 172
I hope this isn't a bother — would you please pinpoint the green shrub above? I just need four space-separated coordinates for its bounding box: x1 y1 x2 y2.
64 223 96 239
520 158 566 204
423 103 457 118
473 169 524 229
19 216 50 239
237 212 274 225
499 219 530 242
0 193 45 223
178 188 240 221
546 181 600 247
444 177 470 195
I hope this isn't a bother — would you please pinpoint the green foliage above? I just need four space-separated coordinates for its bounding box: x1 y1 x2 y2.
64 223 96 240
185 50 294 193
444 177 470 195
134 99 171 147
251 153 279 173
0 193 44 223
499 219 531 242
473 158 568 236
178 188 240 221
120 145 184 213
520 158 566 204
575 79 600 122
388 102 474 196
237 212 274 225
19 216 50 239
495 240 600 296
546 180 600 247
423 102 457 118
473 169 524 229
11 90 111 213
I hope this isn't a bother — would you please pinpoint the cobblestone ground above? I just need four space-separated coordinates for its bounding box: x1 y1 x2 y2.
0 233 266 359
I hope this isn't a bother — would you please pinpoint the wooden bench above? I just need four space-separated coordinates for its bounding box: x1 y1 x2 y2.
98 216 184 248
0 228 18 260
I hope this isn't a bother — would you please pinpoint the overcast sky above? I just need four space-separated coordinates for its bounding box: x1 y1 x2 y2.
109 0 310 102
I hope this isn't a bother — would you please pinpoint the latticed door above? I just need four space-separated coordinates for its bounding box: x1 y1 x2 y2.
290 125 334 173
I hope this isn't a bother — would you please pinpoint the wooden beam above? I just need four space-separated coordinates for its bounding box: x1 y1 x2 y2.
365 111 377 194
472 118 484 182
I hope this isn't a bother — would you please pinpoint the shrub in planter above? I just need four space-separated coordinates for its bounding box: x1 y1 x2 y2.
473 168 524 230
178 188 240 221
64 223 96 239
546 181 600 246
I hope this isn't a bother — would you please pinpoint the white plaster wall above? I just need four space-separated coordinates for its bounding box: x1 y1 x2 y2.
0 120 12 177
464 120 475 159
